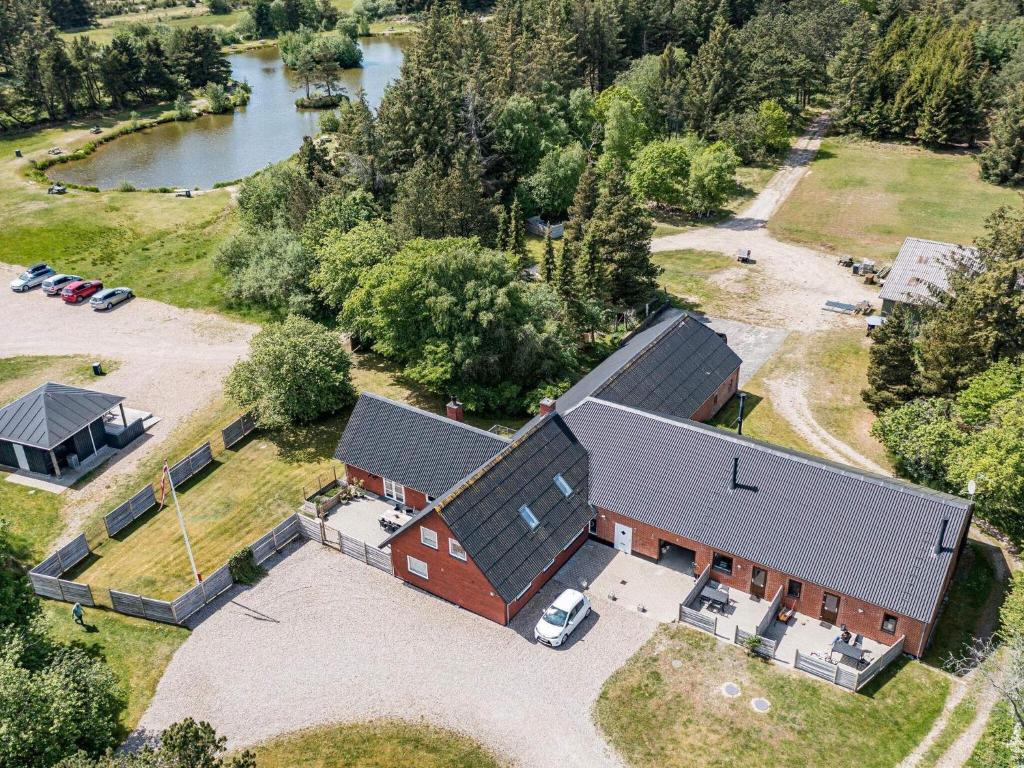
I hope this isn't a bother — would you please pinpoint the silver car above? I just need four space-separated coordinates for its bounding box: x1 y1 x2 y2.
10 263 55 292
42 273 83 296
89 287 133 311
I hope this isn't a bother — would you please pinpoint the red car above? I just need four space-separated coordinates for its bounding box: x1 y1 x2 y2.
61 280 103 304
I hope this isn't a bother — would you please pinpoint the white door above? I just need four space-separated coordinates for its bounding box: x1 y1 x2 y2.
12 444 29 471
613 523 632 554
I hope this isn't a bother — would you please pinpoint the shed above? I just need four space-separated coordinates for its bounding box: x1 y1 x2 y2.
0 382 126 477
879 237 978 315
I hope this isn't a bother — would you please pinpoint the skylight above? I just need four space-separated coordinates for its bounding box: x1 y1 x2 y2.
519 504 540 530
554 473 573 497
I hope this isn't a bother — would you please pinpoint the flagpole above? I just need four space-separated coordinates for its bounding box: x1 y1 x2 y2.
166 462 200 585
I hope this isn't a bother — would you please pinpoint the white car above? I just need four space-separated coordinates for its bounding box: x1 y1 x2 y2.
89 287 134 311
10 263 55 292
534 589 591 647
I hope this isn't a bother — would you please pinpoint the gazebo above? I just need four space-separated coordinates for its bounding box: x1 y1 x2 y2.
0 382 126 477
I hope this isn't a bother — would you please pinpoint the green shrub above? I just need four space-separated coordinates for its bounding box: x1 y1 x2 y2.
228 546 265 584
117 181 137 192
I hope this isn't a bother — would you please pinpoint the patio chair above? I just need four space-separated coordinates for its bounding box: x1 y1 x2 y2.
854 634 863 646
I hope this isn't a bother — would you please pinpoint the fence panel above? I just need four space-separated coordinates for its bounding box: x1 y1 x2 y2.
366 546 393 574
169 442 213 486
55 534 90 572
202 565 233 601
679 606 717 635
340 534 367 562
221 412 257 449
856 636 905 690
139 597 177 624
59 580 94 606
297 514 324 543
735 627 777 659
31 552 63 577
249 529 277 564
104 484 157 536
29 572 63 600
680 565 711 611
794 650 840 683
757 587 783 637
172 583 207 623
29 535 91 601
835 667 859 690
270 515 300 548
110 590 145 618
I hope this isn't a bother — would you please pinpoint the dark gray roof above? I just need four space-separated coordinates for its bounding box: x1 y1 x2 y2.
0 382 123 450
556 308 741 419
335 392 508 499
432 414 593 604
564 398 971 624
879 237 978 307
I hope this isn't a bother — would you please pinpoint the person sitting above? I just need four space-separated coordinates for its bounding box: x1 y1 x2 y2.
839 626 852 644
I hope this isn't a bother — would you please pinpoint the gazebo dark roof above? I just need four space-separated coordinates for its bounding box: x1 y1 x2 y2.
0 382 123 450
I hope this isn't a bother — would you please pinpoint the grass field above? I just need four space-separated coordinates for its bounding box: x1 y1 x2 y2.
67 395 343 599
919 695 977 768
967 701 1015 768
770 137 1021 262
653 164 777 237
243 721 505 768
64 8 249 45
596 626 950 768
653 249 743 316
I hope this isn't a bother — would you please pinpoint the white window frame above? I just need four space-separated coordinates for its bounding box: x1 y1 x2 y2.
420 526 438 549
448 538 467 561
519 504 540 530
407 556 428 579
383 477 405 504
553 473 573 497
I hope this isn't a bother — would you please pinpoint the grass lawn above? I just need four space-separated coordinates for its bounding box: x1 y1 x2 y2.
924 540 1002 667
243 720 505 768
967 701 1015 768
68 396 343 600
63 8 249 46
770 137 1020 262
596 625 950 768
653 164 778 236
41 599 188 730
653 249 740 316
919 695 977 768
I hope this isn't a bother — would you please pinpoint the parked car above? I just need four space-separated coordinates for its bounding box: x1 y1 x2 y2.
42 274 83 296
534 589 591 647
61 279 103 304
89 287 133 311
10 263 55 292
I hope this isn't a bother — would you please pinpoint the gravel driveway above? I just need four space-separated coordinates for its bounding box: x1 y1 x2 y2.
0 263 255 537
136 542 657 768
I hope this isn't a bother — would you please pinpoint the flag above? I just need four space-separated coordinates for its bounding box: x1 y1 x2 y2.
158 461 169 508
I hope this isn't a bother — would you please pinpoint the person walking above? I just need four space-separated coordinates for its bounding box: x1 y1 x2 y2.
72 602 85 626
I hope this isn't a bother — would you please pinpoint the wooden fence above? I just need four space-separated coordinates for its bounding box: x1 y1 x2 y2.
109 514 308 625
680 606 717 634
318 523 393 574
103 484 157 536
168 441 213 486
680 565 711 611
854 635 905 690
28 534 94 606
734 626 778 659
221 412 257 450
793 636 905 691
757 586 783 637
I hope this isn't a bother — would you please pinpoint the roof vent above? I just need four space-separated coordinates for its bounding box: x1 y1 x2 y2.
731 457 739 491
933 517 949 556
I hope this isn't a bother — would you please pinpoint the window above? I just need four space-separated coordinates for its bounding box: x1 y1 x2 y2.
787 579 803 599
420 526 438 549
712 552 733 575
553 473 573 497
383 478 405 504
519 504 540 530
881 614 898 634
407 556 428 579
449 538 467 561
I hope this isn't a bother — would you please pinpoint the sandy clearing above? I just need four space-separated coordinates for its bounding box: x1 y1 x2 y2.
0 262 256 541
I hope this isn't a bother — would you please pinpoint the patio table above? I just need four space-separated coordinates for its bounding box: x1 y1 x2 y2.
701 584 730 609
831 639 864 662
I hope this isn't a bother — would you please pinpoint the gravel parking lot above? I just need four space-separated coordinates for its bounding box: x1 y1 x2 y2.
0 263 255 535
136 542 658 768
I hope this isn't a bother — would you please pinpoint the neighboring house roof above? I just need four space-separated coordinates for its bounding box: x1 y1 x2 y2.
335 392 508 499
428 413 593 604
556 308 741 419
879 237 978 307
564 397 971 624
0 382 123 450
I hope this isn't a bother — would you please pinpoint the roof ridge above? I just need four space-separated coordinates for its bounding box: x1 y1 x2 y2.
574 397 971 509
358 391 509 443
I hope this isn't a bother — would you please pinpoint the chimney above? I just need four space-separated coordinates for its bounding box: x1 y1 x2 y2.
731 457 739 490
736 392 748 435
933 518 949 556
446 399 464 423
539 397 556 415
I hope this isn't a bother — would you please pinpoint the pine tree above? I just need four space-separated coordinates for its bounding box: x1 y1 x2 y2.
563 160 598 244
979 83 1024 185
683 15 739 136
862 304 920 413
541 230 557 282
586 162 658 308
554 235 577 300
495 205 510 251
827 14 876 133
507 197 527 271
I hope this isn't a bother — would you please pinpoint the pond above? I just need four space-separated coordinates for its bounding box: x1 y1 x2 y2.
53 37 407 190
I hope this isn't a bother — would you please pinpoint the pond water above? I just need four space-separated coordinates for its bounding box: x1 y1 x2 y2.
54 37 406 190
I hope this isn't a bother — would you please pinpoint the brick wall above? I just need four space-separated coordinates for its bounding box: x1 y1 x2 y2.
506 528 589 621
690 366 740 422
389 509 508 624
344 464 431 511
593 506 933 656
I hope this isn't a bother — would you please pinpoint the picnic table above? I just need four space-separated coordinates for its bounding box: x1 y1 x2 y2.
701 583 730 610
831 638 864 662
378 508 411 534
